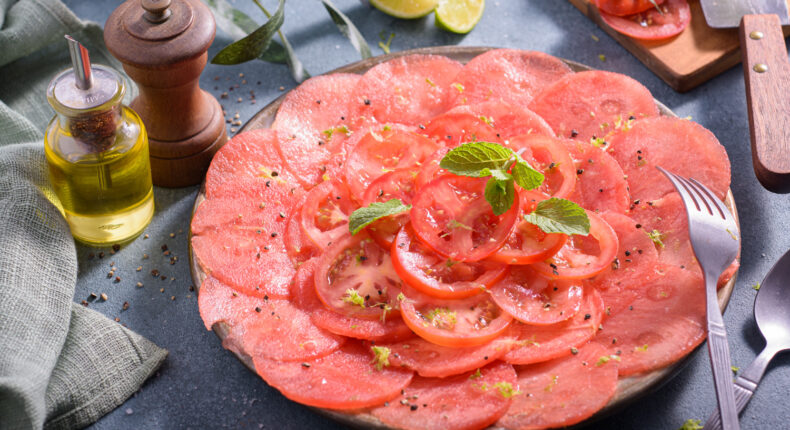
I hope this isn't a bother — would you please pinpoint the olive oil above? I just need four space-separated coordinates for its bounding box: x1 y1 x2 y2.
45 107 153 245
45 39 154 246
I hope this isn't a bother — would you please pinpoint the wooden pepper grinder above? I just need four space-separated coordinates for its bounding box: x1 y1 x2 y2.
104 0 228 187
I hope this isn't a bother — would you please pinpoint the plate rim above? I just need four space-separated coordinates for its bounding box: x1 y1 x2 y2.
188 45 740 429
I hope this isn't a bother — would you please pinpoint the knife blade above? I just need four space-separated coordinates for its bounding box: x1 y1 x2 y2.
700 0 790 28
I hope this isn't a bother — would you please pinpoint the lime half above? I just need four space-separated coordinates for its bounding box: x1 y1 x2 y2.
435 0 485 34
370 0 440 19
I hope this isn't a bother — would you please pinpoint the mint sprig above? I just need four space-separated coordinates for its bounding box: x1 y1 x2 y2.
439 142 543 215
348 199 411 235
524 198 590 236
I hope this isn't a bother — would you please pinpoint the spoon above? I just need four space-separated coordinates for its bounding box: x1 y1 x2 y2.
705 249 790 429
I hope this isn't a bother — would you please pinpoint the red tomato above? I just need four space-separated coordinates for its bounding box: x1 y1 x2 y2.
392 225 509 299
600 0 690 41
410 176 519 262
414 147 451 191
361 168 419 248
595 0 665 16
344 126 441 202
532 210 619 280
299 179 355 249
508 134 576 199
490 265 584 325
314 233 403 321
399 285 513 347
489 190 568 265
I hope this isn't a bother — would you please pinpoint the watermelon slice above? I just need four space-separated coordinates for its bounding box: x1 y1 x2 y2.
497 342 619 429
449 49 573 108
371 361 517 430
563 139 630 214
380 336 515 378
529 70 659 142
351 54 463 126
252 341 413 410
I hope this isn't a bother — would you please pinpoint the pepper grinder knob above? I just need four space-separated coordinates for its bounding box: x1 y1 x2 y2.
142 0 172 23
104 0 228 188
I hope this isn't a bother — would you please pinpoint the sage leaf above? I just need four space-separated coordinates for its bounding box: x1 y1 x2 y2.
211 0 285 65
253 0 309 82
349 199 411 235
322 0 372 59
524 198 590 236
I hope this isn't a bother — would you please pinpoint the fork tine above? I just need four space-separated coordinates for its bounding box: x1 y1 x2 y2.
657 166 700 212
679 176 714 216
689 178 730 221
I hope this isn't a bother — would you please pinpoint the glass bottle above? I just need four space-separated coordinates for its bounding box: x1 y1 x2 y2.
44 38 153 246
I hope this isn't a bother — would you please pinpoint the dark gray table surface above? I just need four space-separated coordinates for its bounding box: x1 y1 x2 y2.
61 0 790 429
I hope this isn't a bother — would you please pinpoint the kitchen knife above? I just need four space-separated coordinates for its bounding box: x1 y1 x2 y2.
700 0 790 193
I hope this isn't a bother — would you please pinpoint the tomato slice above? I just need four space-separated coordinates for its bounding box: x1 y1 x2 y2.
344 126 441 202
299 179 355 249
399 285 512 347
489 190 567 265
508 134 576 199
314 232 403 321
361 168 419 248
600 0 690 41
392 225 509 299
411 176 519 262
490 265 583 325
532 210 619 280
414 147 451 191
595 0 665 16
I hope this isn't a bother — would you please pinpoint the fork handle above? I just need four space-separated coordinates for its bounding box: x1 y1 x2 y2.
705 345 780 429
706 275 740 430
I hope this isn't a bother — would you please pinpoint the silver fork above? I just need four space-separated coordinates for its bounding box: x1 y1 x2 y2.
658 167 741 430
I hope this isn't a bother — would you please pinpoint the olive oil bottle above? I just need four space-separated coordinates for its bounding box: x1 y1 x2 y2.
44 37 153 245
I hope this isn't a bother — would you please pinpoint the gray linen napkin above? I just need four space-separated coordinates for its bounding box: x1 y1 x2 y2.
0 1 168 429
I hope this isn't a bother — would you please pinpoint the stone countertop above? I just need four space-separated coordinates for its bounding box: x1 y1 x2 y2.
62 0 790 428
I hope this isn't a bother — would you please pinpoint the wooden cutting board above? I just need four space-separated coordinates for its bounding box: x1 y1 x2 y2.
568 0 790 92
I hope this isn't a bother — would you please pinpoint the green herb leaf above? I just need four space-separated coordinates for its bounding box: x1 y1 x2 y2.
378 31 395 54
678 419 703 430
512 154 544 190
524 198 590 236
370 346 391 370
348 199 411 235
211 0 286 65
484 177 515 216
253 0 309 82
440 142 514 177
322 0 372 59
204 0 290 65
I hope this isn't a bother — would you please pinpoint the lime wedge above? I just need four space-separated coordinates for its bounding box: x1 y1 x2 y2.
369 0 440 19
435 0 485 34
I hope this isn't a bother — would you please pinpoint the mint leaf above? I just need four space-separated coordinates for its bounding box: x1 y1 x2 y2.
512 154 544 190
348 199 411 235
524 198 590 236
489 169 513 182
440 142 514 177
485 177 515 216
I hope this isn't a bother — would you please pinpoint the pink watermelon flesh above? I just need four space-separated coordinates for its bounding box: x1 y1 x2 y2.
351 54 463 126
528 70 659 142
371 361 517 430
450 49 573 108
272 74 360 186
252 341 414 410
497 342 618 430
205 129 298 199
607 116 731 202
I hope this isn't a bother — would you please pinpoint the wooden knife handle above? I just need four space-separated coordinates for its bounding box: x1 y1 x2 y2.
740 14 790 193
